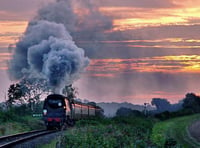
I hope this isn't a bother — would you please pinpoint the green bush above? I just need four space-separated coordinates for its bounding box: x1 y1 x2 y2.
0 105 33 123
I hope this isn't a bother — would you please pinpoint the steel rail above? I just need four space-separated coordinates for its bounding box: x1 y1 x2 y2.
0 129 56 148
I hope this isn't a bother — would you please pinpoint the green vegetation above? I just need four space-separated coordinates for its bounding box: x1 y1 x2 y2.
43 117 155 148
3 89 200 147
0 106 44 136
1 103 200 148
0 105 198 148
41 114 200 148
0 116 43 136
151 114 200 147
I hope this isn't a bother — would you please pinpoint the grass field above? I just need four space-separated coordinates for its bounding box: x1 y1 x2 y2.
151 114 200 147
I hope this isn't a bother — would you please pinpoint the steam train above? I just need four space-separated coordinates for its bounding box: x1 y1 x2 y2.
43 94 103 129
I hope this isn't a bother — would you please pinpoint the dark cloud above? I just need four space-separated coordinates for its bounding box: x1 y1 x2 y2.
73 23 200 59
0 0 52 12
76 42 200 59
124 24 200 40
98 0 177 8
0 0 54 20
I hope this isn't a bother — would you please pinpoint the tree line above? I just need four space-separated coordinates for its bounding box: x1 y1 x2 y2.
115 93 200 119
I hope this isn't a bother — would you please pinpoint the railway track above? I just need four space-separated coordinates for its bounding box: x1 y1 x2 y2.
0 129 57 148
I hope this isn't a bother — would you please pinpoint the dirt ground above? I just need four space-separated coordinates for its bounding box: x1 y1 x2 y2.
188 120 200 142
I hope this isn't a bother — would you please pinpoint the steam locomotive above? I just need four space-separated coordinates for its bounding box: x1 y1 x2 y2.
43 94 103 129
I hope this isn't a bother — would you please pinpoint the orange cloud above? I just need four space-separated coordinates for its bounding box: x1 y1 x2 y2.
88 73 114 78
0 21 27 48
87 55 200 77
0 21 27 34
100 1 200 30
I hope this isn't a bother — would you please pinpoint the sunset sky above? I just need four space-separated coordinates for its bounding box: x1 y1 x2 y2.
1 0 200 104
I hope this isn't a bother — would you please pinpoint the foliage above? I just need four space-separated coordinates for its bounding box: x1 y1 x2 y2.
0 106 44 136
41 114 200 148
60 117 155 148
182 93 200 113
116 107 144 117
7 78 49 109
153 93 200 120
154 108 197 120
154 111 171 120
151 114 200 147
151 98 182 114
19 78 49 103
0 105 32 123
7 84 23 106
151 98 171 112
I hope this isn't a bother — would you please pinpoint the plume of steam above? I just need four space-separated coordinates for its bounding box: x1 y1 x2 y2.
35 0 76 33
8 0 90 93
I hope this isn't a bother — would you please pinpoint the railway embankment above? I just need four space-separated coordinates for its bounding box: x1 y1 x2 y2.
151 114 200 147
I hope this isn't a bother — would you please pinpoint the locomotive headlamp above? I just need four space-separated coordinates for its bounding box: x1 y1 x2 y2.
43 109 47 115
